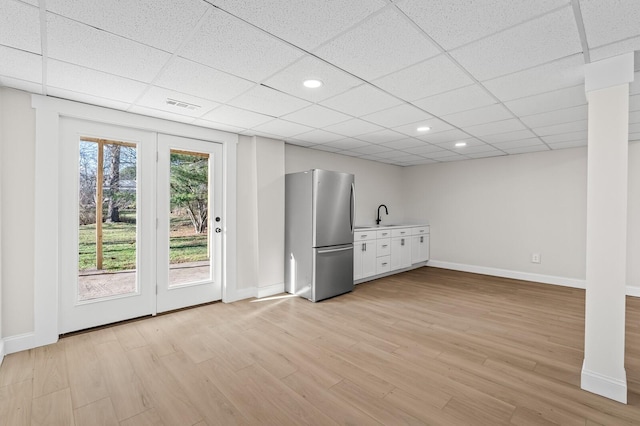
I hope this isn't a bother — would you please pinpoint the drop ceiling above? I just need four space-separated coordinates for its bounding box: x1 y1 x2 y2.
1 0 639 166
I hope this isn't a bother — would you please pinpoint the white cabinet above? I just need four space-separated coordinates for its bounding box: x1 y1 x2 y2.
354 231 376 280
354 225 429 283
411 234 430 264
390 235 412 271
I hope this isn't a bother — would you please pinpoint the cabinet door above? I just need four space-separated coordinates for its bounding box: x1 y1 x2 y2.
354 241 376 279
411 234 430 264
391 237 411 270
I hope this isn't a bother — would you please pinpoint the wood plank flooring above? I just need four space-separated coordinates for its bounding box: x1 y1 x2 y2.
3 267 640 425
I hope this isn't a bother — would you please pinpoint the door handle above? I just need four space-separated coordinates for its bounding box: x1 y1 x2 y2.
318 246 353 254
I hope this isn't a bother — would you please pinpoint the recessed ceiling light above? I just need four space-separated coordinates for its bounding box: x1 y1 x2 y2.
303 79 323 88
455 141 467 148
416 126 431 132
166 98 201 110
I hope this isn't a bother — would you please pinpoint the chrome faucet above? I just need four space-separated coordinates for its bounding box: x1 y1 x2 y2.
376 204 388 225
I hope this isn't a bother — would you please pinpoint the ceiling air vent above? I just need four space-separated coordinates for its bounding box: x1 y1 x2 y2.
166 98 201 111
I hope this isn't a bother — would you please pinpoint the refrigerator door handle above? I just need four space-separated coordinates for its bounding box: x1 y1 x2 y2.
350 182 355 233
317 246 354 254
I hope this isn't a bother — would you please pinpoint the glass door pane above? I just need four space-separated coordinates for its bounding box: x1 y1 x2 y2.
169 150 211 286
78 138 138 301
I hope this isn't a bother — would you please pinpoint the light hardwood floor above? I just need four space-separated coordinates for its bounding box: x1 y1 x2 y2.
2 267 640 425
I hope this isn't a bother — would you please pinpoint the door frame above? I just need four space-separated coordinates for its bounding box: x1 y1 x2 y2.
18 95 238 353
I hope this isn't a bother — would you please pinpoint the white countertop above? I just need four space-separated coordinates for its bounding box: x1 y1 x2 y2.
354 224 429 231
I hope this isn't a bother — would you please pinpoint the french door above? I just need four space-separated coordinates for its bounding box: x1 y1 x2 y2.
59 118 223 333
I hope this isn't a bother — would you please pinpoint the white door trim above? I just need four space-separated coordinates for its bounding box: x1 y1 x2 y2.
24 95 237 353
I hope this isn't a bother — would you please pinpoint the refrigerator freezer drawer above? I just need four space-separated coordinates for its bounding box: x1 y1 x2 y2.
312 244 354 302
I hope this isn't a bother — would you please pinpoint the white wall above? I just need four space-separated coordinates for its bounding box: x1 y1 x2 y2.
403 148 588 282
235 136 285 296
285 145 406 226
1 88 35 337
627 141 640 291
0 88 4 361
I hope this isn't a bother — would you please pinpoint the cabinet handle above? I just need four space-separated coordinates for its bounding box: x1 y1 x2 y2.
420 236 423 243
382 244 388 248
401 238 405 246
363 243 366 252
381 262 387 266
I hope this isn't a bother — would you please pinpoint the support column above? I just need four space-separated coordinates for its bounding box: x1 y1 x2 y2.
581 52 635 403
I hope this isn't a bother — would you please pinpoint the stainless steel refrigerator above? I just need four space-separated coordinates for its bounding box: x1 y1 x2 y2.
285 169 355 302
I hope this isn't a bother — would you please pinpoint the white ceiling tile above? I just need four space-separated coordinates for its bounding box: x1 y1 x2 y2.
351 144 393 155
0 76 42 94
392 118 454 138
309 143 342 152
227 85 310 117
47 13 170 83
435 138 486 150
0 0 41 53
379 138 425 150
212 0 386 51
548 139 587 149
46 0 207 52
579 0 640 48
44 90 130 111
464 118 526 137
191 118 246 134
466 150 506 159
483 54 585 101
250 119 313 138
362 104 432 128
128 105 196 124
455 144 502 155
533 120 588 136
427 150 462 159
492 138 545 150
356 129 406 144
481 129 537 144
180 7 303 82
135 86 220 118
339 150 367 158
541 131 587 144
450 7 582 80
154 57 254 103
397 0 568 49
420 129 472 144
202 105 274 128
263 56 362 103
320 84 402 117
630 111 640 124
376 149 420 159
520 105 588 128
403 144 446 155
17 0 38 5
589 36 640 62
281 105 350 128
503 145 550 155
47 60 147 103
392 154 426 162
0 45 41 83
505 85 586 117
443 104 512 128
324 138 370 150
630 95 640 112
412 84 496 116
373 55 474 101
314 8 439 80
323 118 383 137
291 129 343 144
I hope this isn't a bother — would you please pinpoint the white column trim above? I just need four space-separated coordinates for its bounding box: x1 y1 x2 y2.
584 52 634 93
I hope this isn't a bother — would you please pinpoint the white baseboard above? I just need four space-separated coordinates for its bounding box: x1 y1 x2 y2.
626 286 640 297
428 260 587 289
223 286 256 303
3 332 38 355
581 360 627 403
256 282 285 299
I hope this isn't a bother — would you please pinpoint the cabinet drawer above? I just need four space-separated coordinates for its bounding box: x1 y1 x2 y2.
376 256 391 274
391 228 411 237
376 229 392 239
354 230 375 241
376 238 391 256
412 226 429 236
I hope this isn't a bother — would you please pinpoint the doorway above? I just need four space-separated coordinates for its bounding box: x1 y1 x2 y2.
59 118 223 333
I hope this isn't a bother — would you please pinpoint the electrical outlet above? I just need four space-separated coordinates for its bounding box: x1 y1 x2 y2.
531 253 541 264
